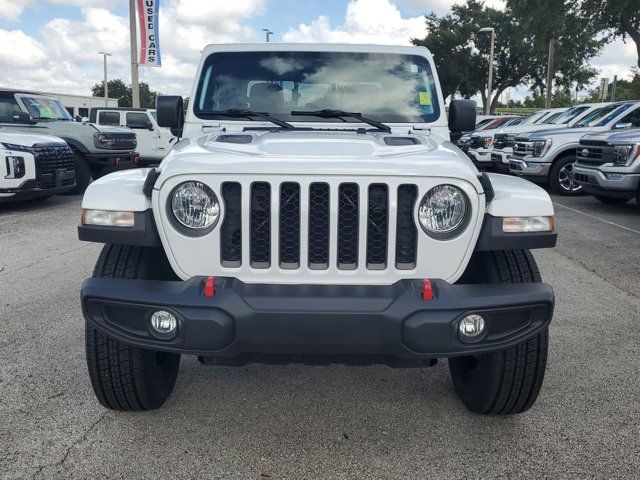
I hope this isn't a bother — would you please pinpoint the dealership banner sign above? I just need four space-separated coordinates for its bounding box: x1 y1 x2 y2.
137 0 161 67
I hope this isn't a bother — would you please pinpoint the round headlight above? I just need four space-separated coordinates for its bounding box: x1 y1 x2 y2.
170 181 220 234
418 185 469 239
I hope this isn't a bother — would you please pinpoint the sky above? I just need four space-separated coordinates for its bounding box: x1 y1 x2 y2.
0 0 637 102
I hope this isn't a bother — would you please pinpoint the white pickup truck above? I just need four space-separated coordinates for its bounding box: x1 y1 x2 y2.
1 131 75 202
89 107 175 166
509 101 640 194
78 43 557 414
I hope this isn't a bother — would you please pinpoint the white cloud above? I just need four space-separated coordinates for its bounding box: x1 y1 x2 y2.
395 0 505 15
282 0 426 45
0 0 33 22
0 1 264 97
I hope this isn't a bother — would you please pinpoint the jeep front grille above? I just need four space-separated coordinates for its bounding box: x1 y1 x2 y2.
218 180 418 272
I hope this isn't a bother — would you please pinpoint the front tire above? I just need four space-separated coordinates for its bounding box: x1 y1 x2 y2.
67 151 91 194
85 245 180 411
450 250 549 415
549 155 582 196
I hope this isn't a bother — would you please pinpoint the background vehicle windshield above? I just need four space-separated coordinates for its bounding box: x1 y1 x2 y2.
593 102 637 127
574 103 626 127
21 96 73 121
523 111 548 125
194 51 441 123
545 106 589 125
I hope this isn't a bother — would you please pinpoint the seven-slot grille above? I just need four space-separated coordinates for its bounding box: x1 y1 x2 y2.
219 181 418 272
33 143 74 188
576 139 614 167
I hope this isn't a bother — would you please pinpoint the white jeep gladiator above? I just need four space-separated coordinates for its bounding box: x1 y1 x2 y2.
78 43 557 414
1 131 75 202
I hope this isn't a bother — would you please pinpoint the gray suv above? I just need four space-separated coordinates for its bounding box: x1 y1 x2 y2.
574 128 640 205
0 89 138 192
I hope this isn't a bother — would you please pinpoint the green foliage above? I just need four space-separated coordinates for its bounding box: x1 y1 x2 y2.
412 0 604 112
584 70 640 101
91 79 158 109
581 0 640 68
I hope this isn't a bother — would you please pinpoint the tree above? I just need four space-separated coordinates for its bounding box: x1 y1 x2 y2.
412 0 604 113
91 79 158 109
581 0 640 68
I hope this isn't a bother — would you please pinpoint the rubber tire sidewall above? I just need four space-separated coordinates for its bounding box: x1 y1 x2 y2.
549 154 582 196
66 151 91 194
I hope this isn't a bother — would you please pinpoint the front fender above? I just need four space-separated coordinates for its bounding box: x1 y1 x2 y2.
485 173 554 217
81 168 152 211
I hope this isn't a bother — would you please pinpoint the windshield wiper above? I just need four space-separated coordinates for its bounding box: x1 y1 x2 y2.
290 109 391 133
202 109 294 129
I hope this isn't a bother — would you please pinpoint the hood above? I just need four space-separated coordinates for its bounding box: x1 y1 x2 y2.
497 123 567 135
0 131 66 146
158 129 481 188
29 120 132 135
520 126 604 139
602 128 640 144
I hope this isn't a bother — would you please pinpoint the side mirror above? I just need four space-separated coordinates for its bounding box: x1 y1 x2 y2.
448 99 477 134
157 95 184 138
613 122 632 130
74 115 83 122
12 111 36 124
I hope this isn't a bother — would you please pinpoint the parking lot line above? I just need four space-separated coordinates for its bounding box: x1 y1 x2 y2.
553 201 640 235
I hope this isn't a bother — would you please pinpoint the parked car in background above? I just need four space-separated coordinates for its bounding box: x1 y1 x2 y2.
468 108 566 169
508 101 640 195
1 131 75 202
455 115 519 154
491 103 611 173
0 89 138 193
574 128 640 205
89 107 176 166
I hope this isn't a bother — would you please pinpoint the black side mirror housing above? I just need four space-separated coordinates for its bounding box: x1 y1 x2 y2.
448 99 476 134
156 95 184 138
12 111 36 124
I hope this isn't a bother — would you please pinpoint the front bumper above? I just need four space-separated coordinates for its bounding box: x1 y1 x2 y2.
491 151 511 173
81 277 554 361
468 148 492 165
509 157 551 178
574 166 640 198
85 151 140 170
0 176 75 202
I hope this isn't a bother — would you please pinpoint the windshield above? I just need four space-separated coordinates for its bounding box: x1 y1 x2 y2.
20 96 73 121
593 103 637 127
194 51 440 124
545 106 588 125
573 103 625 127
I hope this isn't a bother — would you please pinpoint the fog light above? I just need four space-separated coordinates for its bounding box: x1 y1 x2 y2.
150 310 177 338
459 314 485 338
604 173 625 181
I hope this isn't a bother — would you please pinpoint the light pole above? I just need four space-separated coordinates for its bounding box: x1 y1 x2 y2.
98 51 112 107
129 0 140 108
479 27 495 115
262 28 273 43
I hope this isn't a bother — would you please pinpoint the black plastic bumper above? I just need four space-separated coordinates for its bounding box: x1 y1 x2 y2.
85 151 139 169
0 179 75 201
81 277 554 360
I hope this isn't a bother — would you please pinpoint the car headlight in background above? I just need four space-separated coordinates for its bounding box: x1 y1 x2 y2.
169 181 220 235
613 144 640 166
482 137 493 149
532 139 552 157
418 185 470 239
4 156 25 179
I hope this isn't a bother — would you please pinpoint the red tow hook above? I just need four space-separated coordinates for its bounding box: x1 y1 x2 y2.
421 279 433 301
204 276 215 297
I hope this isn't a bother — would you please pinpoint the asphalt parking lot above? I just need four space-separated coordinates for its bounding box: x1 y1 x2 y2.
1 192 640 479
